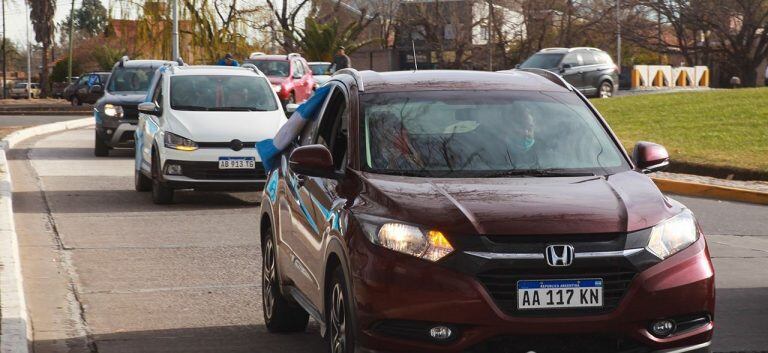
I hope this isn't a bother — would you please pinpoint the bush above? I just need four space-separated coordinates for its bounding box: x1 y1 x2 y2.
50 58 83 83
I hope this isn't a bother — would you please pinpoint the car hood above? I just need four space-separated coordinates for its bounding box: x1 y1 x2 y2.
268 77 289 85
98 92 147 107
165 110 286 142
355 170 680 236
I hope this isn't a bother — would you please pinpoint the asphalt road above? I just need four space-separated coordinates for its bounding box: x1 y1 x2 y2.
8 127 768 353
0 114 89 128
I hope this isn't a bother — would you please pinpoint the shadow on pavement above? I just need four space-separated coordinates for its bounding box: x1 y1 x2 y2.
30 324 325 353
4 147 134 160
12 189 260 214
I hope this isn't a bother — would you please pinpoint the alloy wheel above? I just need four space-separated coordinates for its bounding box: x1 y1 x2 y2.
262 238 276 320
599 82 613 98
330 283 346 353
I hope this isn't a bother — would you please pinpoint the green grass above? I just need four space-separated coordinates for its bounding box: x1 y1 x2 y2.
591 88 768 172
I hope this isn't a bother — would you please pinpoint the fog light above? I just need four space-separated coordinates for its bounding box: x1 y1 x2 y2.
165 164 183 175
651 319 676 337
429 326 452 341
106 129 113 135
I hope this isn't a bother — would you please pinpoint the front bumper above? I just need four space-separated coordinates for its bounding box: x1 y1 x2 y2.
160 147 266 191
348 231 715 353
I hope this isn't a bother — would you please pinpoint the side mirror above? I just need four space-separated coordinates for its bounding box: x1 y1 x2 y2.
633 141 669 173
514 64 521 69
138 102 161 116
285 103 299 117
289 144 342 179
90 85 103 94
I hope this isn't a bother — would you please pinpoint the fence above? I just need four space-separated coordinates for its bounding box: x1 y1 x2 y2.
631 65 709 89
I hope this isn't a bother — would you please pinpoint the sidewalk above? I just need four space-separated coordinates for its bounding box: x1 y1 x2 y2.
652 171 768 194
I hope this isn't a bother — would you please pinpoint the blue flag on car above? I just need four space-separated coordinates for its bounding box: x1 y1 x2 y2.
256 85 332 171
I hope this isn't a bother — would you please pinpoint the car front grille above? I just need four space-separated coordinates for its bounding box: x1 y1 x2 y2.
121 105 139 120
476 266 637 317
171 160 266 180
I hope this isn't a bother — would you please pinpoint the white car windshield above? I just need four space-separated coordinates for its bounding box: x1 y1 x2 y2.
170 75 279 112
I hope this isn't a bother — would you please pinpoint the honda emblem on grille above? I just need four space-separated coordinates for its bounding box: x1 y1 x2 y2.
545 245 574 267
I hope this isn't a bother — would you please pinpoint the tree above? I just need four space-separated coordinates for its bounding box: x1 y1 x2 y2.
28 0 56 97
265 0 313 52
63 0 108 36
50 57 82 83
93 45 124 70
295 17 379 61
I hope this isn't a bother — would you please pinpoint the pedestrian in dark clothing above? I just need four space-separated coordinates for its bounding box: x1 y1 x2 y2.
331 47 351 72
216 53 240 67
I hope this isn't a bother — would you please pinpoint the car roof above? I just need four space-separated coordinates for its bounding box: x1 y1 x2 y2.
169 65 264 77
538 47 605 54
355 70 571 94
119 59 174 68
308 61 331 65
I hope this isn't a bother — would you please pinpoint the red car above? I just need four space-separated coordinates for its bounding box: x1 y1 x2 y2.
259 69 714 353
246 53 316 106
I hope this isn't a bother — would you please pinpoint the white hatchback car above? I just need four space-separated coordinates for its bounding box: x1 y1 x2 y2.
134 65 286 204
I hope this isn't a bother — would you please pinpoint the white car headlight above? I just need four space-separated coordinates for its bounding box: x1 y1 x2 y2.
646 210 699 260
164 132 198 151
104 104 124 118
364 222 454 262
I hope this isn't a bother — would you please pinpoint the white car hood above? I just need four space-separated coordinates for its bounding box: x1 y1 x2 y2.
166 110 286 142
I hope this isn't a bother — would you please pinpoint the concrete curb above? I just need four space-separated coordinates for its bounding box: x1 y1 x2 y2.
0 117 92 353
652 177 768 205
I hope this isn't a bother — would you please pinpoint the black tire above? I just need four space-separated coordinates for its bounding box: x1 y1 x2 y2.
134 166 152 192
262 226 310 332
326 267 355 353
72 96 81 106
597 80 613 98
94 131 110 157
151 152 174 204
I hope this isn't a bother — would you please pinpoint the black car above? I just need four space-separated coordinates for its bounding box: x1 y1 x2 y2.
94 57 176 156
519 47 619 98
63 72 110 105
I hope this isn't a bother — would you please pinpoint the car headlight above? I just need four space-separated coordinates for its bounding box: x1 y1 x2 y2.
271 84 281 93
646 210 699 260
164 132 198 151
363 221 454 262
103 104 124 118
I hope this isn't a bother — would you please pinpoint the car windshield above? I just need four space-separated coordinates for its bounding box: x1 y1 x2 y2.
249 60 290 77
309 64 330 75
170 75 279 112
520 53 564 69
360 90 629 177
108 67 155 92
14 83 26 88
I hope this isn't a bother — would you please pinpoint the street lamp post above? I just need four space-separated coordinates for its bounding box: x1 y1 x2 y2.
171 0 179 60
616 0 621 73
25 0 31 99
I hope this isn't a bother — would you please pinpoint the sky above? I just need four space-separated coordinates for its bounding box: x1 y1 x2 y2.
2 0 111 47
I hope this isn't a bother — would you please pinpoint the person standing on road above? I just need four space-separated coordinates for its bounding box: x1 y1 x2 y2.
331 47 351 72
217 53 240 67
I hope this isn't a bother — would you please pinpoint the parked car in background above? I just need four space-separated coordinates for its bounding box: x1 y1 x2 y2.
244 53 316 106
259 69 714 353
134 65 286 204
519 47 619 98
307 61 332 86
9 82 41 99
94 57 178 156
63 72 111 105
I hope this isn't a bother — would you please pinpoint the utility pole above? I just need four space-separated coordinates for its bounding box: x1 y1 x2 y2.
616 0 621 73
25 0 31 99
67 0 75 82
2 0 6 99
487 0 493 71
171 0 179 60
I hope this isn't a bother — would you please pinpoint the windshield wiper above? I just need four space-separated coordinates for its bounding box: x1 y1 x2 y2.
172 105 210 111
207 107 270 111
488 169 595 178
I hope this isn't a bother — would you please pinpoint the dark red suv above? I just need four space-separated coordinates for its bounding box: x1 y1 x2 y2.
258 69 714 353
